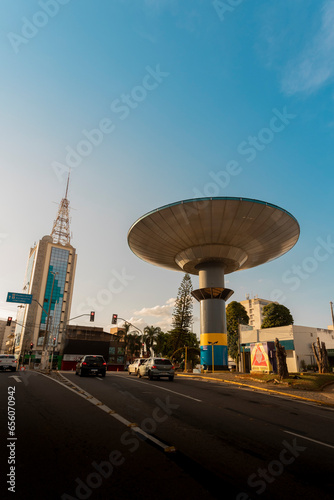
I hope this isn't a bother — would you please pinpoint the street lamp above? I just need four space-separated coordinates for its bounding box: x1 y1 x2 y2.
208 341 218 373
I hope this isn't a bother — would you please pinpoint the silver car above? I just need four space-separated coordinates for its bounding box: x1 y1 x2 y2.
137 357 174 381
128 358 146 375
0 354 17 372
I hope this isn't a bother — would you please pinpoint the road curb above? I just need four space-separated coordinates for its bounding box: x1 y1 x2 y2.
177 373 334 408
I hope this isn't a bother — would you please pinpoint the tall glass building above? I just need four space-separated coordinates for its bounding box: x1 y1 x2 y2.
14 236 77 360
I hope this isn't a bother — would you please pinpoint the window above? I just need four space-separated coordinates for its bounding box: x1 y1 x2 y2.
154 359 172 365
40 247 70 332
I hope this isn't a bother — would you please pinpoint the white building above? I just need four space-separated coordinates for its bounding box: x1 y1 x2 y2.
240 295 278 330
240 324 334 372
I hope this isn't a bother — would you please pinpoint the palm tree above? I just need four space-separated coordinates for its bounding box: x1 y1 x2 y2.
121 322 141 363
143 325 161 356
126 333 142 361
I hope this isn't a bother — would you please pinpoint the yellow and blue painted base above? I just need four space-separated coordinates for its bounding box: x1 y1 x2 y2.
200 333 228 370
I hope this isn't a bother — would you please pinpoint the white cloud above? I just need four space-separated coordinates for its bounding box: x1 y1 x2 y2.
129 297 176 332
113 297 199 336
282 0 334 94
134 297 175 317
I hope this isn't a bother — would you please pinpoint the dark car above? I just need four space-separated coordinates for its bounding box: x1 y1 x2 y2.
75 355 106 377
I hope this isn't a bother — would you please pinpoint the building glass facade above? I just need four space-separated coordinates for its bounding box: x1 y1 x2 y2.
39 247 69 345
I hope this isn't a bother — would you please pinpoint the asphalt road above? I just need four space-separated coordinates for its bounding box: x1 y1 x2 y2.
1 370 333 500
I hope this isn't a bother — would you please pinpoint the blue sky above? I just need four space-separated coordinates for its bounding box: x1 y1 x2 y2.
1 0 334 333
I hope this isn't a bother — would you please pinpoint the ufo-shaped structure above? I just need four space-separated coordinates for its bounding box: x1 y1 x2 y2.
128 197 300 370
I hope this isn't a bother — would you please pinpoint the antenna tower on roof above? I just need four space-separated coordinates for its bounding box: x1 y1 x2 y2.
50 171 71 246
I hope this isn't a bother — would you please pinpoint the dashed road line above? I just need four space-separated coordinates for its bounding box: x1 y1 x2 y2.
35 371 176 453
113 374 202 402
284 431 334 449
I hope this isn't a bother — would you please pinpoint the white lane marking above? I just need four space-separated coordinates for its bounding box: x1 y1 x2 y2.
284 431 334 449
113 374 202 402
35 372 174 452
9 375 22 383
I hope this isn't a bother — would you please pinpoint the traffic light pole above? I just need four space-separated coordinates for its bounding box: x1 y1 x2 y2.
116 318 142 335
48 313 94 372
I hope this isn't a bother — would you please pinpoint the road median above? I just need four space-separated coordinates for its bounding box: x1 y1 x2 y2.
177 372 334 407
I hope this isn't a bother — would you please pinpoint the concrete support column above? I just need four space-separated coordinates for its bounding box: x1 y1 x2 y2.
193 262 233 371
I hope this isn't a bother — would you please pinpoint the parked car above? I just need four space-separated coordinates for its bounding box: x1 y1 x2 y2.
0 354 17 372
128 358 147 375
75 355 107 377
137 357 174 381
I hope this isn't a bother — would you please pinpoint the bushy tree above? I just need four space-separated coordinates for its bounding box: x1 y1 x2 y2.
226 301 249 361
179 333 200 368
170 331 200 366
261 303 293 328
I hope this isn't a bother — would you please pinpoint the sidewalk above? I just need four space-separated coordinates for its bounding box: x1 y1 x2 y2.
177 371 334 407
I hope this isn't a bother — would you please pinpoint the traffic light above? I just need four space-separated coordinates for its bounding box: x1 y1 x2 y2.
7 317 12 326
53 337 56 346
30 342 34 349
90 311 95 322
112 313 118 324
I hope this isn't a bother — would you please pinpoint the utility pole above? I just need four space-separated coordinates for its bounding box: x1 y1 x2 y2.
330 302 334 331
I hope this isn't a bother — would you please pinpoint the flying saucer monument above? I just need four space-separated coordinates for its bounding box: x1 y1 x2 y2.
128 197 300 370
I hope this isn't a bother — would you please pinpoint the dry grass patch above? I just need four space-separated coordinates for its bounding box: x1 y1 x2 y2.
237 373 334 391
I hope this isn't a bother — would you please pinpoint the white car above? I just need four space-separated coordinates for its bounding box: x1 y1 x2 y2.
0 354 17 372
137 357 175 381
128 358 147 375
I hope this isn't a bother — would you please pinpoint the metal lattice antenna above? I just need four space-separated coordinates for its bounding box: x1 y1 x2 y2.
50 172 71 245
